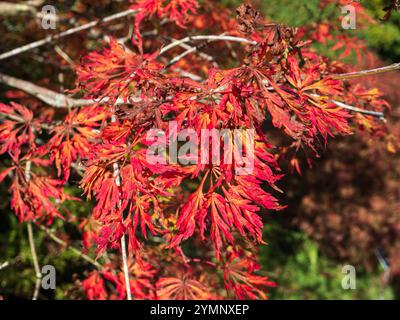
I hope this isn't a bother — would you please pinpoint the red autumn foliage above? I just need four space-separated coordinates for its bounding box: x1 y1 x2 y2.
0 0 397 300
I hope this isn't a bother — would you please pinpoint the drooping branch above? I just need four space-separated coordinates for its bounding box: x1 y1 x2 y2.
0 8 138 60
332 62 400 80
0 72 92 108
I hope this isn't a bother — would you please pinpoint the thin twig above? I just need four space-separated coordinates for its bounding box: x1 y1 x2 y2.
307 92 385 119
0 9 138 60
166 47 199 68
331 99 385 119
111 112 132 301
264 82 386 119
37 225 104 270
332 62 400 80
0 256 20 271
0 260 10 270
54 45 75 67
25 160 42 300
165 38 220 68
165 37 217 67
159 35 256 55
120 234 131 300
27 222 42 300
172 68 203 81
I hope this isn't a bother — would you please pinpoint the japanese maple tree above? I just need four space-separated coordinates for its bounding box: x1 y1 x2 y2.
0 0 397 300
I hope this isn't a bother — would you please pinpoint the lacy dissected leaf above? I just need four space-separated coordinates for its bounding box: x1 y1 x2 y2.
0 102 38 154
43 106 107 181
1 155 67 222
223 250 276 300
80 133 185 254
83 263 155 300
75 38 163 105
156 275 213 300
131 0 198 51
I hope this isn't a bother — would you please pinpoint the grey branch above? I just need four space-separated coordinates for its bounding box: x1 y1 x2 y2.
307 92 385 119
333 62 400 80
0 8 138 60
0 72 92 108
0 72 144 108
27 220 42 300
159 35 256 55
331 99 385 119
111 112 132 301
25 160 42 301
164 37 218 68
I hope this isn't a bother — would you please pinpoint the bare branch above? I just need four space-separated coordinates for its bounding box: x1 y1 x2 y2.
332 62 400 80
164 37 217 68
0 256 20 270
0 72 92 108
120 234 132 300
27 222 42 300
307 92 385 119
331 99 385 119
165 40 219 68
159 35 256 56
172 68 203 81
166 47 199 68
38 225 104 270
0 8 138 60
264 83 386 119
54 45 75 67
0 72 144 108
24 160 42 300
110 112 132 301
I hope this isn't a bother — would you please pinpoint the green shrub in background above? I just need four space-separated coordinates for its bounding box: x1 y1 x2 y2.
0 186 95 300
260 222 393 300
360 0 400 61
